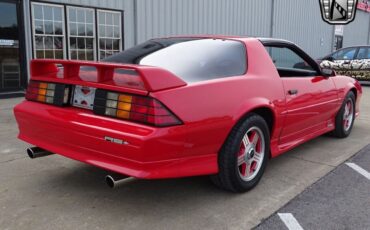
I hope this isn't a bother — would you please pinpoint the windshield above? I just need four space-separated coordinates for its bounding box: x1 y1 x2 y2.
103 38 247 83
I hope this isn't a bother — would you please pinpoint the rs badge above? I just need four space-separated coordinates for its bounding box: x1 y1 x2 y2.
319 0 359 24
104 136 129 145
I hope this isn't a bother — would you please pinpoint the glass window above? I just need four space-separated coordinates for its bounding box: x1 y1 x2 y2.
67 7 95 61
32 3 65 59
97 10 122 60
104 38 247 83
332 48 357 60
0 2 21 90
356 47 370 60
32 4 123 61
265 46 315 71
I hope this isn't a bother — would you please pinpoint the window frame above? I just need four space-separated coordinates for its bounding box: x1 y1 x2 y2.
30 1 124 60
31 2 66 59
66 6 96 61
97 9 123 61
355 47 370 60
331 47 359 60
262 42 322 78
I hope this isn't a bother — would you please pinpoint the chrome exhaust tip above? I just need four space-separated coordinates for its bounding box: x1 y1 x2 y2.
105 175 132 188
26 147 54 159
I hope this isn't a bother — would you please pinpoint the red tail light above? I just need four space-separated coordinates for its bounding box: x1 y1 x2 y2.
25 81 182 127
26 81 70 106
93 90 182 127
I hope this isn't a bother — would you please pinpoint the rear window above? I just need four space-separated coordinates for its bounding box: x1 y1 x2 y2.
103 38 247 83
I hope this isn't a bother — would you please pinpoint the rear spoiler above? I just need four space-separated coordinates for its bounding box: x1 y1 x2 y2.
30 59 187 95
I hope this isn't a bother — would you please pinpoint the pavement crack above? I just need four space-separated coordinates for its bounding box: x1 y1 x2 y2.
286 155 336 168
0 157 26 164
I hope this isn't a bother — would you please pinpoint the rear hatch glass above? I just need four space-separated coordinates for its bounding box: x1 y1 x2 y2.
103 38 247 83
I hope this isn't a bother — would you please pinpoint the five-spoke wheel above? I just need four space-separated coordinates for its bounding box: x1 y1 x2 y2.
333 91 356 138
211 113 270 192
343 99 354 132
237 127 265 182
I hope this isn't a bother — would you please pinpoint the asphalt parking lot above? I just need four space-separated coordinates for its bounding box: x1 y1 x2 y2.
1 86 369 230
255 144 370 230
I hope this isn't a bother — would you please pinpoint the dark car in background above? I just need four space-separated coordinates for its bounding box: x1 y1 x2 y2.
320 46 370 81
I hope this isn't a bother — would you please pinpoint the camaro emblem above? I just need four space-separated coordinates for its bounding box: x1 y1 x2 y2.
319 0 358 24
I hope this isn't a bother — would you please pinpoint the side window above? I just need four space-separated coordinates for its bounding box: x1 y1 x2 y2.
333 48 357 60
265 46 317 77
356 48 370 60
266 47 314 71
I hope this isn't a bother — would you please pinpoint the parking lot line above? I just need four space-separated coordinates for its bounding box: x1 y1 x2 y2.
345 163 370 180
278 213 304 230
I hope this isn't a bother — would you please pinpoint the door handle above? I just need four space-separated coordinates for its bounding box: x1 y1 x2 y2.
288 89 298 95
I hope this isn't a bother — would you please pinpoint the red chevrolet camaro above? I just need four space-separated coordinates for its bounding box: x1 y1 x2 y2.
14 36 362 192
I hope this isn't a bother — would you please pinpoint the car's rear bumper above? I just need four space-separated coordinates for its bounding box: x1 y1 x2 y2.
14 101 218 179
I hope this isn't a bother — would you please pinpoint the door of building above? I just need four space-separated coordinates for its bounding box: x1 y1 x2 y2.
334 35 343 51
0 0 25 93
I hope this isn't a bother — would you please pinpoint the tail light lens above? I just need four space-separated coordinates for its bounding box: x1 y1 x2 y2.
113 69 146 90
93 90 182 127
25 81 182 127
26 81 70 106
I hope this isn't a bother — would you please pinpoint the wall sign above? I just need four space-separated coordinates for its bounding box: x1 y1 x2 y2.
335 25 344 36
0 39 15 46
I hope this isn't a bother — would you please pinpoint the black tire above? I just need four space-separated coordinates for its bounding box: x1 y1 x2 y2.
332 91 356 138
211 113 270 193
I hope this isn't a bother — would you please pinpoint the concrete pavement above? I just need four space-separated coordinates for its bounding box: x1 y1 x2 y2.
0 86 369 230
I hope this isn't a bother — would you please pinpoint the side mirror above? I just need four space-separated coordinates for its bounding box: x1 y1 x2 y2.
321 68 335 77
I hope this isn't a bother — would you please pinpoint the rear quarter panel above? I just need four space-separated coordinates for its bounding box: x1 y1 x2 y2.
151 39 286 158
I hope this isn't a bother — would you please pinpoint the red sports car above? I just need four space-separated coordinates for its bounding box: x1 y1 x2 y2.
14 36 362 192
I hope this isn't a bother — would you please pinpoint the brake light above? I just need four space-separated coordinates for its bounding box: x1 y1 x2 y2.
113 69 146 90
26 81 70 106
93 90 182 127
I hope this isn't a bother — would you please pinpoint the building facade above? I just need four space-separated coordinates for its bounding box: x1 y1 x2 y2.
0 0 369 94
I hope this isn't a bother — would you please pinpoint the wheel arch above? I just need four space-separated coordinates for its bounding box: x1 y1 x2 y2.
239 106 275 136
350 87 357 100
234 105 276 156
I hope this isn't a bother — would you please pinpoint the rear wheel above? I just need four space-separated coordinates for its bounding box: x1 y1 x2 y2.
211 113 270 192
332 91 356 138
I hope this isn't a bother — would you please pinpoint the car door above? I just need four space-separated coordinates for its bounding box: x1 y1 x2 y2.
329 47 359 77
266 45 339 146
331 47 358 64
352 47 370 81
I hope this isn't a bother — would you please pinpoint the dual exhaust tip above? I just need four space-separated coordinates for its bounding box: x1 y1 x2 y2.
26 146 132 188
27 146 54 159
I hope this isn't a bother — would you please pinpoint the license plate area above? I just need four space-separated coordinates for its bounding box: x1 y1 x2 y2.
72 85 96 110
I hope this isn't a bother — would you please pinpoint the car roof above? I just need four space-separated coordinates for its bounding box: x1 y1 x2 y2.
257 37 295 45
153 35 301 45
324 45 370 58
155 34 248 41
340 45 370 49
333 45 370 52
